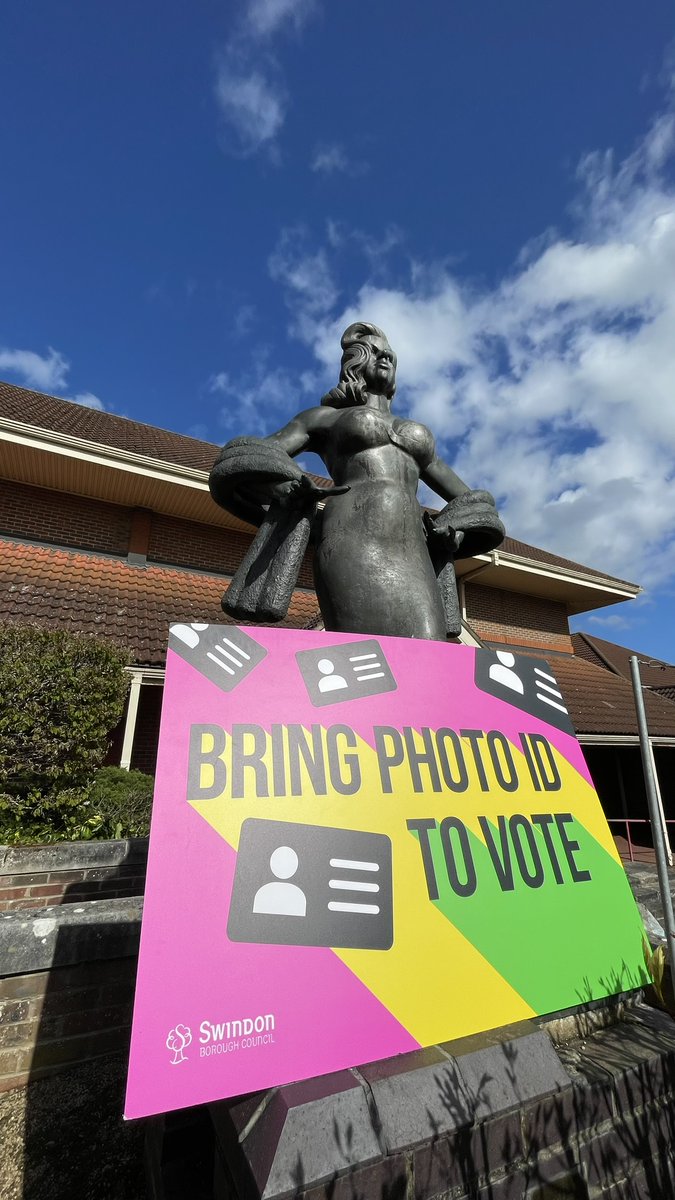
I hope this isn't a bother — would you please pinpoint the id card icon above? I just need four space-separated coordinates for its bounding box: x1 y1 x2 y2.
169 624 267 693
228 819 393 950
296 639 397 707
474 649 574 734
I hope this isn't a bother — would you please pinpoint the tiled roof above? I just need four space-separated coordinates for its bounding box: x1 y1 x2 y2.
0 380 218 471
498 537 635 588
481 638 675 737
572 632 675 691
570 632 608 669
550 655 675 738
0 379 635 586
0 539 319 667
1 536 669 735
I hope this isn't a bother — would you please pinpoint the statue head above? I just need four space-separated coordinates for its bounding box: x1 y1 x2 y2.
321 322 397 407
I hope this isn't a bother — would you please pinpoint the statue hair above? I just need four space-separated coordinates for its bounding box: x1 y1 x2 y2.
320 321 396 407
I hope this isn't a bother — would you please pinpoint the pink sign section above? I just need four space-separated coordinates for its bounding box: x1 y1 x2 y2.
125 630 424 1120
125 626 585 1119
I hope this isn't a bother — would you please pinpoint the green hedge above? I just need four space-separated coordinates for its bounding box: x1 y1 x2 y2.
0 624 133 843
84 766 155 840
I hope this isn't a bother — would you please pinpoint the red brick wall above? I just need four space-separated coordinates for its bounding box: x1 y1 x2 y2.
465 583 572 653
0 957 135 1092
148 511 314 586
0 481 130 555
0 860 146 913
147 514 250 573
0 479 313 587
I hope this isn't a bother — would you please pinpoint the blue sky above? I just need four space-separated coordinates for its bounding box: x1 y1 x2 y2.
2 0 675 660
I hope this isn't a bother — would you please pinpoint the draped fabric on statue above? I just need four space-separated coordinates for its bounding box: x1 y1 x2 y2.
222 499 314 623
210 437 330 623
425 489 505 637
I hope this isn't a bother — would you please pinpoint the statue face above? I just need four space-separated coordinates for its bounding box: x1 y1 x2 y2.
361 334 396 397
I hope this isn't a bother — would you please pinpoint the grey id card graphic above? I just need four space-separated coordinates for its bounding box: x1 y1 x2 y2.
228 819 393 950
169 624 267 693
474 648 574 735
295 639 397 707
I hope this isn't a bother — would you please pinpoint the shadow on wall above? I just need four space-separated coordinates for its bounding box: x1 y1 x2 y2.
279 1031 674 1200
1 850 148 1200
206 989 675 1200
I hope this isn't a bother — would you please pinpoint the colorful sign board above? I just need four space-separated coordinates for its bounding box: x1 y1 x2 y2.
125 626 649 1120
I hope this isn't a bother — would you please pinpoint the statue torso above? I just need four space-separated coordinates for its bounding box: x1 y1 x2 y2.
325 406 435 476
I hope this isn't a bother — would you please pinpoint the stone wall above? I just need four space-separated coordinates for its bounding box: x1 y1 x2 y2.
0 895 141 1093
0 839 148 912
2 883 675 1199
0 893 146 1199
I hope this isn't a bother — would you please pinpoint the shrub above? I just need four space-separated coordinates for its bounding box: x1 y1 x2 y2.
0 624 131 841
83 766 155 839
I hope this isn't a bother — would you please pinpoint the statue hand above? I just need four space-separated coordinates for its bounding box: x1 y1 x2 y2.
427 509 465 552
426 490 505 560
269 478 305 503
270 474 347 509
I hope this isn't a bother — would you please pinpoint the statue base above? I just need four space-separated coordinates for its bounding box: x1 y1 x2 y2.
146 993 675 1200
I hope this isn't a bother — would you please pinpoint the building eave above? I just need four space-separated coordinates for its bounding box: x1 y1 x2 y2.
0 416 249 532
455 549 639 615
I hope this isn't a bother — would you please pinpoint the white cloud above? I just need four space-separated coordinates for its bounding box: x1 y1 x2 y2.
312 145 369 177
234 304 257 337
216 360 298 436
269 227 338 340
214 0 315 156
0 345 105 409
268 98 675 596
214 63 285 155
0 346 69 392
208 371 231 394
586 611 633 630
311 144 349 174
246 0 315 39
70 391 105 410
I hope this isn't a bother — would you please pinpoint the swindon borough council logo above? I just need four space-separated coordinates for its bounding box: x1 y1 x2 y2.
166 1024 192 1065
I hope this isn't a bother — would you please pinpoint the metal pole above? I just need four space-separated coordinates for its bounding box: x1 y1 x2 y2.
647 738 673 867
630 655 675 959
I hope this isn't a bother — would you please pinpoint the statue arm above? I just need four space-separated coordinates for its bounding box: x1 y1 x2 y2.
422 454 505 559
265 407 330 457
209 408 334 527
421 454 471 502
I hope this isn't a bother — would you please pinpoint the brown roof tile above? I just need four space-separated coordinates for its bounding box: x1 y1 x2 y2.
0 539 319 667
498 537 635 587
0 380 219 471
548 655 675 738
2 534 669 735
572 632 675 690
483 638 675 736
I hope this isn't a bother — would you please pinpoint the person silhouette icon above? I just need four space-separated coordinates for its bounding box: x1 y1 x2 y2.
253 846 307 917
317 658 348 693
171 623 209 649
488 650 524 694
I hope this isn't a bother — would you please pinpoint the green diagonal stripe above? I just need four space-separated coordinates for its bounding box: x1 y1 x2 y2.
410 816 649 1011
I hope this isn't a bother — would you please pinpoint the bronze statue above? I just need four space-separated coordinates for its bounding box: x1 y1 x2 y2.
209 322 504 640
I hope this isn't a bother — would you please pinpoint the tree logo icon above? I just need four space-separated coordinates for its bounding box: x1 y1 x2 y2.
166 1024 192 1065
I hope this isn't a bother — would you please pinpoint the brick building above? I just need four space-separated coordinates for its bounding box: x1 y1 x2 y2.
1 379 673 848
